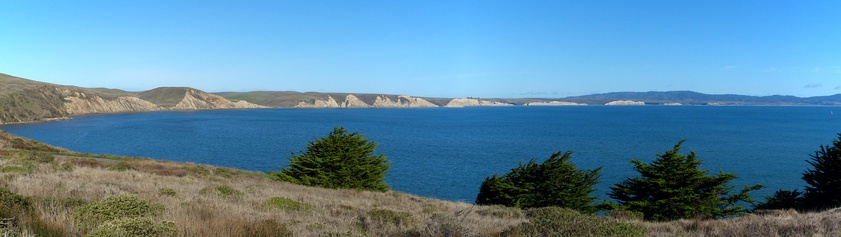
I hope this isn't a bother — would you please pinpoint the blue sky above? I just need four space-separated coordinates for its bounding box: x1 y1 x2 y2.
1 1 839 98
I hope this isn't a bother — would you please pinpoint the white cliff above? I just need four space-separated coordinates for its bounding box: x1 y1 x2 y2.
605 100 646 106
342 94 370 107
295 95 341 108
444 98 512 108
372 95 438 108
524 101 586 106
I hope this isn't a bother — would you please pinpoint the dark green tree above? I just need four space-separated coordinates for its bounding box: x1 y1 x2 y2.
801 133 841 210
271 127 390 192
604 140 762 221
476 151 602 213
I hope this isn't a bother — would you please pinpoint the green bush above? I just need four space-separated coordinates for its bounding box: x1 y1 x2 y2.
26 152 54 163
476 151 601 213
264 197 313 211
199 185 243 200
83 217 177 237
271 127 391 192
502 206 645 237
74 195 161 229
108 161 134 171
604 140 763 221
0 187 31 216
213 167 237 178
158 188 177 197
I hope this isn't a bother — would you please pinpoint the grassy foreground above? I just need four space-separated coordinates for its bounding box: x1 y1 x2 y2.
0 130 840 236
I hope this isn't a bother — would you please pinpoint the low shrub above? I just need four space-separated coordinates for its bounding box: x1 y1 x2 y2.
609 209 644 221
83 217 177 237
213 167 237 178
26 152 54 163
59 162 74 172
0 187 31 216
0 165 32 174
108 161 134 171
74 195 161 229
501 206 646 237
184 165 210 177
199 185 243 200
158 188 177 197
264 197 313 211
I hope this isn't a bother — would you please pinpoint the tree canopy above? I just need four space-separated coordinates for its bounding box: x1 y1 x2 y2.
604 140 762 221
801 133 841 210
271 127 391 192
476 151 602 213
759 133 841 211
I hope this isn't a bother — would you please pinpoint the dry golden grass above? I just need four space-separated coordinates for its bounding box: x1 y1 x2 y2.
1 155 527 236
3 130 841 236
642 208 841 237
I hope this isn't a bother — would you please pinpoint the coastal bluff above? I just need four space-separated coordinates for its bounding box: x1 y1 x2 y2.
293 95 512 108
0 73 264 124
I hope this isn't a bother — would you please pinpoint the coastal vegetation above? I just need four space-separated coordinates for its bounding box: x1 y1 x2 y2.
270 127 391 192
601 140 763 221
756 133 841 212
2 129 841 236
475 151 601 213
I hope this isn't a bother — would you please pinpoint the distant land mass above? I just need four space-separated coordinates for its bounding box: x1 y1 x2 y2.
2 72 841 124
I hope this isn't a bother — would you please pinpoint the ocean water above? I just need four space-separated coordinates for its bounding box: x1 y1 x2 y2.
2 106 839 203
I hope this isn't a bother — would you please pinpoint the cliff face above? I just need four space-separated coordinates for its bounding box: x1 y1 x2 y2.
294 94 439 108
524 101 587 106
172 88 265 110
605 100 646 106
444 98 512 108
0 77 265 124
61 88 161 114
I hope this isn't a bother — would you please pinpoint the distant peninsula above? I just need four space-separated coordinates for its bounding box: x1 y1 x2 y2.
2 72 841 124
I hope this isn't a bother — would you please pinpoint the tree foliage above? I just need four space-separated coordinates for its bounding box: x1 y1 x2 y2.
604 140 762 221
801 133 841 210
476 151 602 213
759 133 841 211
272 127 391 192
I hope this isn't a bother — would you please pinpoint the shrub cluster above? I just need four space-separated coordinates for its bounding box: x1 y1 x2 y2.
501 206 646 237
73 195 174 236
264 196 313 211
476 151 601 213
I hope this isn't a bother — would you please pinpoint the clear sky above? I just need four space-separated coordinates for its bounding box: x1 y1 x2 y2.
1 1 839 98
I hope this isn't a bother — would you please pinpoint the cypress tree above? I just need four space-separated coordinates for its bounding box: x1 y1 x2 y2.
801 133 841 210
605 140 762 221
272 127 391 192
476 151 602 213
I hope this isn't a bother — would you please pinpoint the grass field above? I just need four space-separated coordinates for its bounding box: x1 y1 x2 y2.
1 130 840 236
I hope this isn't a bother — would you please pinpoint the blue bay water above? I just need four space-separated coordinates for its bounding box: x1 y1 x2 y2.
2 106 839 203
